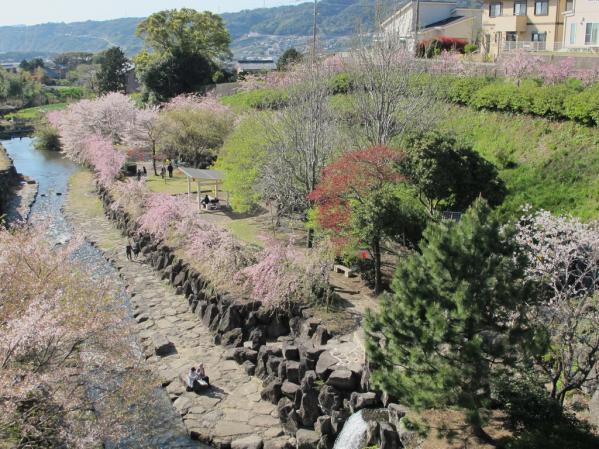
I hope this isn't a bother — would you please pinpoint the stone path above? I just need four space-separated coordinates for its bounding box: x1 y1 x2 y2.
66 177 285 447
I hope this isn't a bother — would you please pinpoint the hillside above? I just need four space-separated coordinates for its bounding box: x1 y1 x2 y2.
0 0 478 59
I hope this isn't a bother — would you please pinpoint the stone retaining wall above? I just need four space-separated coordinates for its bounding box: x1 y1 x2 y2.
0 144 20 218
98 186 412 449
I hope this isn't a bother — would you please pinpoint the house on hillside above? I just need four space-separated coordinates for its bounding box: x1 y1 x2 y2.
562 0 599 50
481 0 566 57
381 1 482 51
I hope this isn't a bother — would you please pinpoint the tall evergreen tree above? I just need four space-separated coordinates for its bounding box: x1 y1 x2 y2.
96 47 129 94
365 200 538 428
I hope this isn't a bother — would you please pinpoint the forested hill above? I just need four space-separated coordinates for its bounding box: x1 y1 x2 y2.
0 0 479 58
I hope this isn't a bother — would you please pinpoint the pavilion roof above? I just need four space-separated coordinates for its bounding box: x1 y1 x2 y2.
178 167 225 181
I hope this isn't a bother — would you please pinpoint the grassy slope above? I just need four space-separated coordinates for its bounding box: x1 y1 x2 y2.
435 105 599 220
6 103 67 121
222 90 599 220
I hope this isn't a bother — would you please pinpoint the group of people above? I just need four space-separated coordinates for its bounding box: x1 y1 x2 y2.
125 239 141 261
160 159 174 179
201 194 220 209
136 165 148 181
187 364 210 392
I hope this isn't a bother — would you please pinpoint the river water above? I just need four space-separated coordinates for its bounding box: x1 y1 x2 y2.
2 136 203 449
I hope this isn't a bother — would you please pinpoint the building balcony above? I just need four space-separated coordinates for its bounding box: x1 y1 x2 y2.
486 14 528 32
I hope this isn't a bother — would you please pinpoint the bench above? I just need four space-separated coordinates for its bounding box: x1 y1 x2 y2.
333 264 355 278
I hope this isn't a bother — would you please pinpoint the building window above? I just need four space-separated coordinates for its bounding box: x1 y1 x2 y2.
586 23 599 45
534 0 548 15
570 23 576 45
489 0 502 17
506 32 518 41
565 0 574 11
514 0 527 15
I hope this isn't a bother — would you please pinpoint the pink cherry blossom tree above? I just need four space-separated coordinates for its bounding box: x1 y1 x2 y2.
126 106 162 175
0 225 161 447
500 50 543 84
515 207 599 405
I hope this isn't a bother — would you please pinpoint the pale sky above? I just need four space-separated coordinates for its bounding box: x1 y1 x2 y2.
0 0 304 26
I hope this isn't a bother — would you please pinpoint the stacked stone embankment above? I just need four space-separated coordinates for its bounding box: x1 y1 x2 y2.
98 185 415 449
0 144 20 218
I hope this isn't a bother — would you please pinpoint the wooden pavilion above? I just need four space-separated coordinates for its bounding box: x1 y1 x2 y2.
178 167 229 210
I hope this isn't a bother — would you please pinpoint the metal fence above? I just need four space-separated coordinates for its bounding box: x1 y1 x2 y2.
502 41 563 52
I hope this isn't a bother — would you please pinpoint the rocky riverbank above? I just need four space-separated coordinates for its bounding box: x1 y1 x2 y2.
0 143 37 224
67 172 415 449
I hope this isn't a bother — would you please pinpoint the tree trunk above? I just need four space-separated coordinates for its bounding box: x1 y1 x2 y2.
306 228 314 248
152 141 158 176
373 238 382 294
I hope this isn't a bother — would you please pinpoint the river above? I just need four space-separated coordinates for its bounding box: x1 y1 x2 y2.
1 136 203 449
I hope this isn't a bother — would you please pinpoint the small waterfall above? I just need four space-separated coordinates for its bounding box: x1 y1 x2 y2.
332 410 369 449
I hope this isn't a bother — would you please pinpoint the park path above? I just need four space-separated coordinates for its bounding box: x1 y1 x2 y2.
65 173 285 446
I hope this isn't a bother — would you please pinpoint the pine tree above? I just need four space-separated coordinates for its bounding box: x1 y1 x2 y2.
365 199 537 425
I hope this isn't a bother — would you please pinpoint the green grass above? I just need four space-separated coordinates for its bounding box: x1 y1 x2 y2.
6 103 68 121
65 171 105 219
145 172 203 195
223 219 264 246
434 106 599 220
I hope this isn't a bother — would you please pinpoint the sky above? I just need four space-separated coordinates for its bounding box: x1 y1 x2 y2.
0 0 304 26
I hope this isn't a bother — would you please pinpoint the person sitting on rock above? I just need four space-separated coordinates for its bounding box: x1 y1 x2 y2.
187 367 198 392
197 363 210 386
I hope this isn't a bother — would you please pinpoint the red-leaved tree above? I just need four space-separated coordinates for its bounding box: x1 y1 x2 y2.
309 146 423 293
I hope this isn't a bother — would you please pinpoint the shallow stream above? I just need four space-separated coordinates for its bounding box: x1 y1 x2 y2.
2 136 203 449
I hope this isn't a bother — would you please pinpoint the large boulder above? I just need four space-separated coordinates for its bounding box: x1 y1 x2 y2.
243 360 256 376
281 381 301 399
315 351 338 381
316 435 335 449
330 409 350 434
299 388 320 428
248 328 266 350
277 397 301 435
219 306 243 333
222 328 243 348
326 370 358 391
267 356 284 377
173 270 187 287
202 304 219 328
315 415 333 436
349 392 379 413
261 379 283 404
388 403 409 429
311 325 330 346
232 436 263 449
298 344 325 371
152 334 175 356
264 438 294 449
267 314 289 339
285 361 301 384
283 344 300 361
318 385 344 414
379 422 400 449
296 429 320 449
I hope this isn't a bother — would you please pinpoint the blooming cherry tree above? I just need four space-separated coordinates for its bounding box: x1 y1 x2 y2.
516 208 599 404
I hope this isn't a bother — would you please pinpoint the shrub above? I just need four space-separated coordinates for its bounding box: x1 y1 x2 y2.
564 83 599 126
447 76 491 104
470 82 531 113
529 84 573 119
33 121 62 152
220 88 289 110
328 72 353 95
418 36 467 57
464 43 478 54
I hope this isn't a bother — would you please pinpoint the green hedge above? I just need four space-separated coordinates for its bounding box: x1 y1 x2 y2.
445 76 597 125
220 88 289 110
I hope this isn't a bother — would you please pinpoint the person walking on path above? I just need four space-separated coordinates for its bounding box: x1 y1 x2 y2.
126 242 133 260
142 166 147 176
167 163 173 178
160 166 166 180
136 169 142 181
